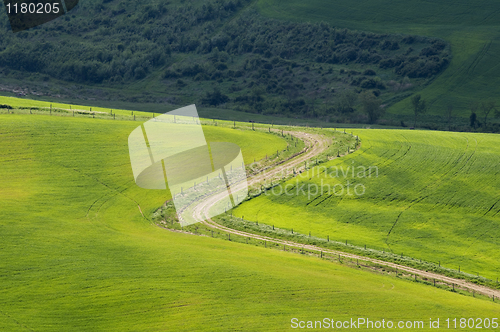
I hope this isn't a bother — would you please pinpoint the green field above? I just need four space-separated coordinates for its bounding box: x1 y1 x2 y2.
1 94 403 129
1 114 499 330
258 0 500 119
0 95 158 118
233 129 500 280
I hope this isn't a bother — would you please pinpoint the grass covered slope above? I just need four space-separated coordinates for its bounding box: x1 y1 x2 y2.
1 114 499 330
258 0 500 120
0 95 152 117
233 129 500 279
0 0 451 125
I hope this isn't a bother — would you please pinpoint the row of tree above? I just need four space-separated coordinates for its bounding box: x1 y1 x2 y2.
342 91 424 126
362 93 499 130
469 101 498 129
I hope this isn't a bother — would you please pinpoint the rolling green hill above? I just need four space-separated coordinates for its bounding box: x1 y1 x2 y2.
1 113 499 330
0 0 471 129
0 0 498 129
258 0 500 123
233 129 500 280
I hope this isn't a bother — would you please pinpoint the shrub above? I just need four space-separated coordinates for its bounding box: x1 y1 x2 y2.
380 40 392 50
202 88 229 106
420 47 438 57
379 58 395 69
133 67 147 80
360 78 377 89
402 36 415 44
363 69 376 76
163 70 179 79
389 42 400 50
263 63 273 70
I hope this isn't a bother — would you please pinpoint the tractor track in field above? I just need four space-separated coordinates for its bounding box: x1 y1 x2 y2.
385 135 478 245
169 128 500 300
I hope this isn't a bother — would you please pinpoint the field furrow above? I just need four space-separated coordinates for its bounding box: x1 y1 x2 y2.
233 129 500 279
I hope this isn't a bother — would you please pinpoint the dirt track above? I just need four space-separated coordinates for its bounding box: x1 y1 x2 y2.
185 128 500 300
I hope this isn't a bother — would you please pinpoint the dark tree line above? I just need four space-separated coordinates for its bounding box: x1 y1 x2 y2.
0 0 251 83
0 0 451 120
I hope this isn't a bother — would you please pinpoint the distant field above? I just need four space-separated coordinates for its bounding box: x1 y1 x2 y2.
233 129 500 280
1 94 401 128
1 114 499 330
258 0 500 119
0 95 153 117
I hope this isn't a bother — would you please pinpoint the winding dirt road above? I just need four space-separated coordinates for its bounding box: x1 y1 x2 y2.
185 128 500 300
